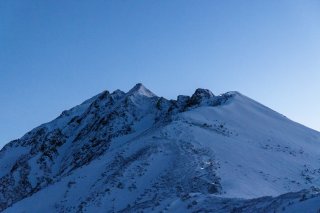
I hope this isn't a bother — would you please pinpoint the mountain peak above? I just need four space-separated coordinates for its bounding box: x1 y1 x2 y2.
193 88 214 98
189 88 215 105
127 83 157 97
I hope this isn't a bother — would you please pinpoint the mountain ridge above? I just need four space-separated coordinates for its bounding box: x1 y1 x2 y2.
1 83 320 212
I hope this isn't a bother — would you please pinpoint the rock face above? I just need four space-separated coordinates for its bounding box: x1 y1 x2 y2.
1 83 320 212
189 88 215 105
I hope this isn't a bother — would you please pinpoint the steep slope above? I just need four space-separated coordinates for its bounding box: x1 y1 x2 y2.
0 83 320 212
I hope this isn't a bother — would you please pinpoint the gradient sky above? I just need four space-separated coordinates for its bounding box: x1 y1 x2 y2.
1 0 320 146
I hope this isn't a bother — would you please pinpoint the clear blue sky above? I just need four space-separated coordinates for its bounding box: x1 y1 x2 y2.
1 0 319 146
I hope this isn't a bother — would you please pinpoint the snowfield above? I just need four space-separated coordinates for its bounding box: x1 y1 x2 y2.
1 83 320 212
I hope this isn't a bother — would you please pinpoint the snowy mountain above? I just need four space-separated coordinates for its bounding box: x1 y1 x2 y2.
1 83 320 212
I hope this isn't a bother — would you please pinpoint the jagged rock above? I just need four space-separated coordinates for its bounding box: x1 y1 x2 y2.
189 88 215 106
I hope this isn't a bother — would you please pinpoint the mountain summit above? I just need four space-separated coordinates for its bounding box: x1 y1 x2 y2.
1 84 320 212
127 83 157 97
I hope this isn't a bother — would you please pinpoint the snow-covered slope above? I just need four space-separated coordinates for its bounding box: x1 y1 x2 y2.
1 83 320 212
